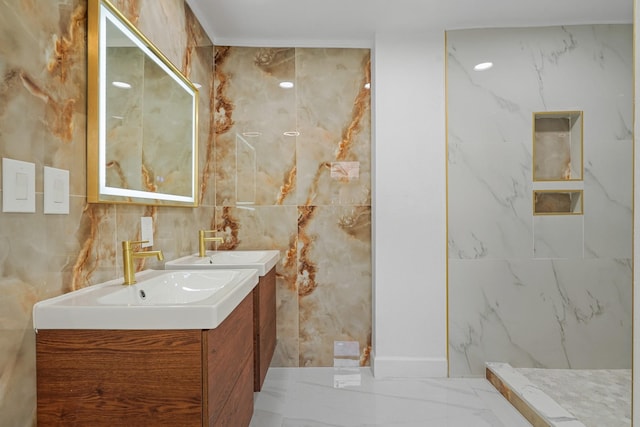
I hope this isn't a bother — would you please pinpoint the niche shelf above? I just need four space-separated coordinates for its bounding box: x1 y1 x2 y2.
533 190 583 215
533 111 583 181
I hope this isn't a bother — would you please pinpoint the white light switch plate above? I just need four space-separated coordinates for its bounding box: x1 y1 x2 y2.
141 217 153 247
44 166 69 214
3 158 36 213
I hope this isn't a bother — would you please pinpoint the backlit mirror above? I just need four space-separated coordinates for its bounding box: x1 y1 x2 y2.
87 0 198 206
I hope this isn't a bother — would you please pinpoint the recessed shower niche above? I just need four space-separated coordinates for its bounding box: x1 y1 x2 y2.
533 111 583 181
533 190 583 215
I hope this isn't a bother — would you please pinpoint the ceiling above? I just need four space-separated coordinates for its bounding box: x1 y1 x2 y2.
185 0 633 47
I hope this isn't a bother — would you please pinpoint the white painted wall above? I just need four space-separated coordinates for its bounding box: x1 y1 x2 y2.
371 30 448 378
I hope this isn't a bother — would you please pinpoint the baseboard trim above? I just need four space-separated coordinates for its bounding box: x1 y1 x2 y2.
371 353 448 378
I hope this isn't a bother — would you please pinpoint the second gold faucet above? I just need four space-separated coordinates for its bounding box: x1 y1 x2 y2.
198 230 224 257
122 240 164 285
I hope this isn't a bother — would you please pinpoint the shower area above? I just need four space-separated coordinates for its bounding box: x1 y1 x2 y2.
446 25 633 426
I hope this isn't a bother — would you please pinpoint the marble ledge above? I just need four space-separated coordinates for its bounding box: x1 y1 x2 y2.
486 362 585 427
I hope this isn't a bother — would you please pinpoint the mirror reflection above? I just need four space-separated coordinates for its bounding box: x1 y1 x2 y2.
88 0 198 206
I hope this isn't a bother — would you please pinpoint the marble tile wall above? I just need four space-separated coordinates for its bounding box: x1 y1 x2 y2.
0 2 371 425
213 46 372 368
447 25 633 376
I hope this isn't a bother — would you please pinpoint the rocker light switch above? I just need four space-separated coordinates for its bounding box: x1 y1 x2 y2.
3 158 35 213
44 166 70 215
15 172 28 199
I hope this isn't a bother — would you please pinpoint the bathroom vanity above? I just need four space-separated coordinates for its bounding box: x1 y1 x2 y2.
36 293 253 426
34 269 259 426
165 250 280 391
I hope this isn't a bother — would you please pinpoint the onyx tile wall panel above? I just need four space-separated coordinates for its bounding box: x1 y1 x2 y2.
213 46 372 368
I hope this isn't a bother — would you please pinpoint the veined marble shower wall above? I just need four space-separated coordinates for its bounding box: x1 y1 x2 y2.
0 1 215 425
213 46 372 368
447 25 633 376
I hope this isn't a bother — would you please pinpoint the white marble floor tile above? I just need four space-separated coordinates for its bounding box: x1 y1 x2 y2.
250 367 531 427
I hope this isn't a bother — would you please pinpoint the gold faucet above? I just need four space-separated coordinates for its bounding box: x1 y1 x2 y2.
198 230 224 257
122 240 164 285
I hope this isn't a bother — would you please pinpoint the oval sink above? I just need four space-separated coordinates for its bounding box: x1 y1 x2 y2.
33 269 258 330
164 250 280 276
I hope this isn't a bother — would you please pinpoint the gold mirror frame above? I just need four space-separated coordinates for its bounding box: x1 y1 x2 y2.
87 0 198 206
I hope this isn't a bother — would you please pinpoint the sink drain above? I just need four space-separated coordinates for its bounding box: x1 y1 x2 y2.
139 289 146 299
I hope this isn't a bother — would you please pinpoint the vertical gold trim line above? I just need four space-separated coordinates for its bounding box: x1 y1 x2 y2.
581 110 585 181
632 0 636 423
193 86 199 207
87 0 100 203
532 112 536 183
444 30 450 377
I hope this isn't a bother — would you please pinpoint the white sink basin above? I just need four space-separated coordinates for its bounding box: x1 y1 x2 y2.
33 269 259 330
165 250 280 276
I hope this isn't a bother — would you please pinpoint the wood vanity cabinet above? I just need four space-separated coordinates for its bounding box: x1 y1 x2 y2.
253 266 276 391
35 293 254 427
